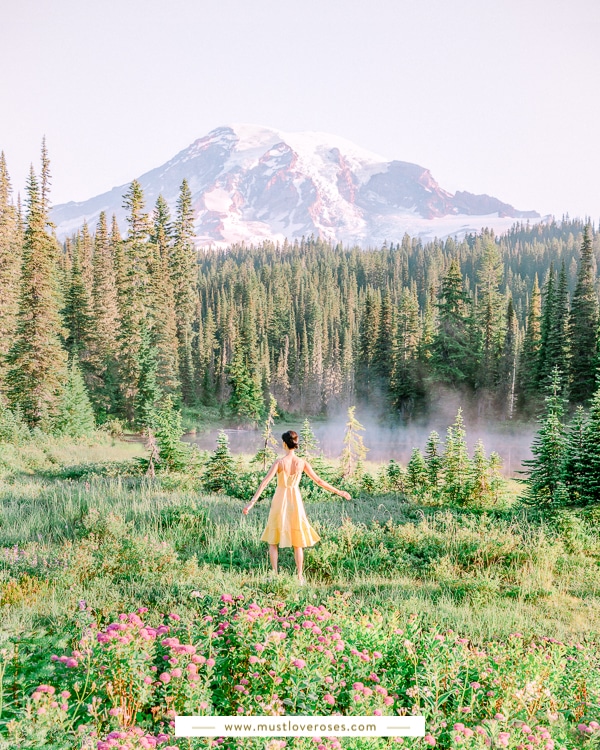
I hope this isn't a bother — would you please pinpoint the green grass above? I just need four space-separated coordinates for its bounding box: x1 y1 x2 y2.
1 441 599 641
1 435 599 748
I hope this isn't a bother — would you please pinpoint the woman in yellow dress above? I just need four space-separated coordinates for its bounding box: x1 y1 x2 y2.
242 430 351 584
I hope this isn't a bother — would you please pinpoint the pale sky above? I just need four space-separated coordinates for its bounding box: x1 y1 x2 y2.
1 0 599 221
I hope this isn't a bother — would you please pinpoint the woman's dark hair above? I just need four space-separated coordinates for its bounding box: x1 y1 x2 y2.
282 430 299 449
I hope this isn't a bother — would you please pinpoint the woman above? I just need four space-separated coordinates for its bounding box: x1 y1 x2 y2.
242 430 351 584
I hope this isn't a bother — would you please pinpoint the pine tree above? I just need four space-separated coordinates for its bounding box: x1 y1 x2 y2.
385 458 406 492
297 417 320 461
424 430 443 492
78 221 95 302
152 394 190 471
90 211 121 416
53 356 96 438
149 195 180 396
134 326 163 429
356 289 380 401
563 405 586 504
431 261 473 386
0 152 21 387
374 289 393 384
536 264 556 387
171 179 197 404
202 430 235 493
406 447 429 496
442 408 472 505
117 180 152 422
476 236 505 389
522 367 567 505
488 452 507 504
496 297 519 418
63 237 94 364
569 225 599 404
544 261 570 394
6 165 68 428
340 405 368 478
252 394 279 470
390 287 422 417
517 275 542 413
574 384 600 505
226 340 264 423
470 439 490 504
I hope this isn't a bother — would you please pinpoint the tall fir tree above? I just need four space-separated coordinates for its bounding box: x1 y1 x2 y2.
442 408 472 505
562 404 586 504
0 152 22 387
517 275 542 413
356 289 380 401
171 179 197 404
389 287 422 417
6 165 68 427
117 180 152 422
522 367 567 506
569 225 599 404
54 356 96 438
63 237 95 365
536 263 556 387
431 260 473 387
476 236 505 390
90 211 121 416
572 384 600 505
544 260 570 395
133 325 163 429
149 195 180 396
496 297 519 419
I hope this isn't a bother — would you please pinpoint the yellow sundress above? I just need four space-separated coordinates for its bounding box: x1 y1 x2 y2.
260 459 321 548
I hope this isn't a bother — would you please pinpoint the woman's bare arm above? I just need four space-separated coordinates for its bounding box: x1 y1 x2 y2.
242 459 280 514
303 461 351 500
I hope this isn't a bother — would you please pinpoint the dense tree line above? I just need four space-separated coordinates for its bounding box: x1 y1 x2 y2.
0 143 599 435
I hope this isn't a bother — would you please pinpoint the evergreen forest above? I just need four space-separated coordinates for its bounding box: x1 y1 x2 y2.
2 144 599 429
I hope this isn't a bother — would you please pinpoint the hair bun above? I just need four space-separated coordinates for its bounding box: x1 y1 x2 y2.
282 430 299 449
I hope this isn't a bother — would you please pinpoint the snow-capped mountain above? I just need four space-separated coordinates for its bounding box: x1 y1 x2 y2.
51 124 541 246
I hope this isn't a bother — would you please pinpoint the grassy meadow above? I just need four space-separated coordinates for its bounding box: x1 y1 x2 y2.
0 433 599 749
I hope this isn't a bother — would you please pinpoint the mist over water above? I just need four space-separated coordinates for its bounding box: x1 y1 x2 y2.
187 389 536 478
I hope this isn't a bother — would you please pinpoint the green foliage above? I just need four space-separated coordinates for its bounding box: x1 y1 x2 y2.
53 357 96 438
226 342 264 424
251 393 278 470
340 405 368 478
522 367 567 506
569 224 599 404
151 395 193 472
133 326 162 429
406 447 429 497
0 400 30 444
202 429 235 493
431 260 474 386
297 417 319 460
5 162 68 428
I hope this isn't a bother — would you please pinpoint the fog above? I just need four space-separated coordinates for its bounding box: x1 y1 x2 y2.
186 389 537 478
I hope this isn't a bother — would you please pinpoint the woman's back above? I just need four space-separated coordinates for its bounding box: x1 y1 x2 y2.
277 455 305 488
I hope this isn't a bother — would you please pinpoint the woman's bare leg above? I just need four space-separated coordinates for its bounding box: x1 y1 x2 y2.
293 546 304 581
269 544 278 574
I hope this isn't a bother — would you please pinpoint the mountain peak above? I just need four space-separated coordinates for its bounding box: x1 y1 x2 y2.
51 125 541 246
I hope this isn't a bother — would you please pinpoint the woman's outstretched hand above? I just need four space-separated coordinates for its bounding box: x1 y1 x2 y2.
242 501 255 515
340 491 351 500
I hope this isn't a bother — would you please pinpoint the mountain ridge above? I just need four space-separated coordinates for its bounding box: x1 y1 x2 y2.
51 124 541 246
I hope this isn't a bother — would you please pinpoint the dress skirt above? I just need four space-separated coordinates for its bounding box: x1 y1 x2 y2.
260 469 320 548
